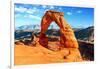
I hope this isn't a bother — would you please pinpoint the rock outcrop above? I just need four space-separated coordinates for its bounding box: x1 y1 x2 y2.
39 10 78 48
15 42 82 65
15 10 83 65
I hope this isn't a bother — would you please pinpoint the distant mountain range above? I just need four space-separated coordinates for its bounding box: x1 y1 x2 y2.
16 25 40 30
15 25 58 30
74 26 94 42
15 25 94 42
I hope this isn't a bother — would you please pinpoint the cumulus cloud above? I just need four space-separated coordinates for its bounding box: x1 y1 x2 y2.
15 6 39 14
42 5 47 9
26 9 33 14
49 6 54 9
26 8 39 14
29 15 41 20
23 15 28 18
15 14 21 18
66 12 72 15
77 10 82 13
15 7 27 13
59 7 62 10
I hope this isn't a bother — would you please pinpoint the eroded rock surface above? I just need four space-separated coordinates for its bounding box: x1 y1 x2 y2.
15 42 82 65
39 10 78 48
15 10 83 65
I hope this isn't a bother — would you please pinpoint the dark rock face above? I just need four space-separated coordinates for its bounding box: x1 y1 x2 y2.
75 26 94 42
78 40 94 61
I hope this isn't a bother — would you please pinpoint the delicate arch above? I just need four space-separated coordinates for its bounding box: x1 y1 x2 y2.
39 10 78 48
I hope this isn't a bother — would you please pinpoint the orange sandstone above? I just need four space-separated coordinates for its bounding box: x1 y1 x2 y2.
39 10 78 48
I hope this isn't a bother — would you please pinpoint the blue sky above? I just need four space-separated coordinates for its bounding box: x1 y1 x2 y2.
15 3 94 29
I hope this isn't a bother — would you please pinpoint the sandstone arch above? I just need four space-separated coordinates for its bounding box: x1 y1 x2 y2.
39 10 78 48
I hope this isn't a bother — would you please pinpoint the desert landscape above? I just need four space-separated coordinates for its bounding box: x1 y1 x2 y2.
14 4 94 65
15 40 82 65
14 26 94 65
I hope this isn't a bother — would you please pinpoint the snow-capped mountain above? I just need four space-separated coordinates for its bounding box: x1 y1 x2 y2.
15 25 40 30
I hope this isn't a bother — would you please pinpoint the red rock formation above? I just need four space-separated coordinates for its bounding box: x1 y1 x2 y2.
39 10 78 48
15 12 83 65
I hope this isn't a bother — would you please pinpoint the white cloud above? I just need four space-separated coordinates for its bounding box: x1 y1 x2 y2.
26 9 38 14
33 7 37 10
29 15 41 20
59 7 62 10
15 14 21 18
23 15 28 18
42 5 47 9
50 6 54 9
77 10 82 13
15 6 39 14
15 6 40 20
15 7 27 13
66 12 72 15
26 9 33 14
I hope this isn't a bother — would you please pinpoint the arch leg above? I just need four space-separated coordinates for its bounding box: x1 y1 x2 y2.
55 16 78 48
39 15 52 47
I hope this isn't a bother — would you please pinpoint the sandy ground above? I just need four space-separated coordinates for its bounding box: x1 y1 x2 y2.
14 42 82 65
